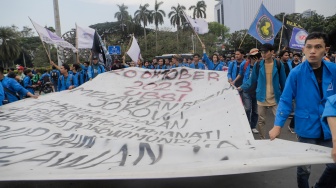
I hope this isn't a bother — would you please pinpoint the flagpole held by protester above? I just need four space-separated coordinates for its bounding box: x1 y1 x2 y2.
29 17 52 62
182 10 205 46
278 14 286 53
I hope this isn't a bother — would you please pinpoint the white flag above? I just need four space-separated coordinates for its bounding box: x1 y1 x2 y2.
30 18 77 52
126 36 141 62
76 24 95 49
195 18 209 34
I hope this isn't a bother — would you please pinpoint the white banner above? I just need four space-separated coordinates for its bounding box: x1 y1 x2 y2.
0 68 332 180
76 24 95 49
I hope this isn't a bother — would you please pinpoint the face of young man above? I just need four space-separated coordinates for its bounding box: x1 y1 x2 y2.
158 59 164 66
193 56 199 63
303 38 326 64
235 52 243 61
294 55 300 62
281 52 289 62
261 50 274 60
60 66 67 75
93 59 98 65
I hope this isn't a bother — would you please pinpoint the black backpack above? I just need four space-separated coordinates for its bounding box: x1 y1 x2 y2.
51 71 58 82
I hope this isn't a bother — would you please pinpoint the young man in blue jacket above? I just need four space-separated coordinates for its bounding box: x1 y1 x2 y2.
0 66 38 103
269 32 336 188
228 49 246 88
88 55 105 81
238 43 286 139
57 64 78 92
189 54 205 70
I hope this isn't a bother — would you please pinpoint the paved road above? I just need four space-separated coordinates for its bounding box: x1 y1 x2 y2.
0 109 326 188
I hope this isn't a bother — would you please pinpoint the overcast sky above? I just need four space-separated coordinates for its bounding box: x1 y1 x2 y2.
1 0 335 35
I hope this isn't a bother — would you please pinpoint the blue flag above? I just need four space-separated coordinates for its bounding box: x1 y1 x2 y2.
248 4 282 45
289 27 308 50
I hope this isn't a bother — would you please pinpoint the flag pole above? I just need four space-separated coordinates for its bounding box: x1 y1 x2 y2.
75 23 79 63
239 3 263 48
182 10 204 45
123 34 134 64
29 17 51 62
278 14 286 53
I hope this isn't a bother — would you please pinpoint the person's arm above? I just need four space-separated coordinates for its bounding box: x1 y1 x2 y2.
269 70 296 140
87 66 93 80
238 64 257 91
327 117 336 162
50 61 60 70
11 79 38 98
201 44 214 70
100 65 105 73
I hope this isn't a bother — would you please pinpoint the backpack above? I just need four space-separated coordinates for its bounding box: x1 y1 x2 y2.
43 75 50 84
51 71 58 82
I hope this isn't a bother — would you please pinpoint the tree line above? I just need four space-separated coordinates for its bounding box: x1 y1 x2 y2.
0 0 336 68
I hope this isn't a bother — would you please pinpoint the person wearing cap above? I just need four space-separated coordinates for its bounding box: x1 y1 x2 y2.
0 66 38 103
201 44 224 71
189 53 205 70
237 48 261 134
238 43 286 139
17 66 25 83
269 32 336 187
88 55 105 80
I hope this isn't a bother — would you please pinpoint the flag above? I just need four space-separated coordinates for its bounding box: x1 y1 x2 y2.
76 24 112 70
195 18 209 34
126 36 141 63
76 25 95 49
283 17 308 50
288 27 308 50
182 11 209 35
247 4 282 44
30 18 77 52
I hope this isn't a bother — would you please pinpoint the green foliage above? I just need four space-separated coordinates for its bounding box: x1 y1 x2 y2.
188 1 207 19
0 26 21 68
208 22 230 38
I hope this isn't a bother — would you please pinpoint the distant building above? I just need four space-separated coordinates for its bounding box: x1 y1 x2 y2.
214 0 295 33
301 9 316 18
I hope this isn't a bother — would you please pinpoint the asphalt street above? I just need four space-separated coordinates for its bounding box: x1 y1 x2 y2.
0 108 327 188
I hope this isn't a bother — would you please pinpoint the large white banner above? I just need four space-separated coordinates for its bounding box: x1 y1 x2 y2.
0 68 332 180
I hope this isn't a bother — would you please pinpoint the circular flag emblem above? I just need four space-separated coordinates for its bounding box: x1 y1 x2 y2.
256 15 274 41
295 30 308 45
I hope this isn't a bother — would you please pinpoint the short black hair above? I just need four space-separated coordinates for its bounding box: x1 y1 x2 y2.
73 64 80 71
62 64 70 72
9 68 15 71
193 53 200 58
279 50 289 57
7 72 17 78
52 66 57 70
305 32 329 46
236 49 245 55
24 69 32 75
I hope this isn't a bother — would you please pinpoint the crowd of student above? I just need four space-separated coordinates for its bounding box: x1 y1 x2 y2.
0 32 336 187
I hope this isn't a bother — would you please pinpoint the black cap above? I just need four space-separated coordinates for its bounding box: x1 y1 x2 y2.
260 43 274 52
92 55 98 60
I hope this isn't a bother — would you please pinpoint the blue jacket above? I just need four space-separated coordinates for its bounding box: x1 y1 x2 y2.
142 65 154 69
189 62 205 70
71 72 83 86
88 64 105 79
275 60 336 139
1 77 29 103
241 59 286 104
155 65 167 70
323 94 336 120
239 61 252 84
40 73 51 83
57 74 78 92
79 64 89 84
228 60 246 81
23 76 34 94
203 53 223 71
0 82 4 106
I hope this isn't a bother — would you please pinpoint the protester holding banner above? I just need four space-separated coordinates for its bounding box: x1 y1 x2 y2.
155 59 167 70
322 94 336 163
88 55 105 80
0 66 38 104
229 49 246 88
22 69 36 96
269 32 336 188
57 63 78 92
239 43 286 139
189 54 205 70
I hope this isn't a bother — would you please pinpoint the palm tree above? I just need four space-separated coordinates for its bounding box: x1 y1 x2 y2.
152 0 166 53
134 3 152 51
114 3 129 32
168 4 186 50
189 1 207 19
0 27 21 68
